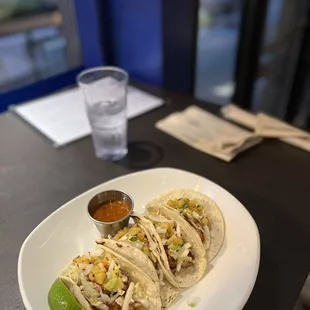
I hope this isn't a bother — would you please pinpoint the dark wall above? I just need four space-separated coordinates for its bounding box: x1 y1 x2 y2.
108 0 163 86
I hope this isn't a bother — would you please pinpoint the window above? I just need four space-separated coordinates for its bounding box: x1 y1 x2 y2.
0 0 82 92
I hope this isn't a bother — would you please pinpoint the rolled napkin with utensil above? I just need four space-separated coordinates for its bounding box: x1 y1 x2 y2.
156 105 262 162
221 104 310 152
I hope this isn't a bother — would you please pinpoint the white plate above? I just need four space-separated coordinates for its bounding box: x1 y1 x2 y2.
18 168 260 310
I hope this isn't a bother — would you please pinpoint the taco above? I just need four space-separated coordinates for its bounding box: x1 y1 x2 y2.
134 207 207 288
98 237 180 308
147 189 225 261
57 244 161 310
103 224 178 287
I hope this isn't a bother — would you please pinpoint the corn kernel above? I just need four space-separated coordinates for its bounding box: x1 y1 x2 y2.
137 232 145 241
178 198 189 208
94 258 101 265
114 230 127 240
160 223 170 230
167 235 183 246
167 199 177 207
101 258 109 267
91 265 101 274
129 227 140 235
94 272 106 285
142 246 149 255
74 256 91 264
197 205 204 214
189 200 195 207
202 217 208 225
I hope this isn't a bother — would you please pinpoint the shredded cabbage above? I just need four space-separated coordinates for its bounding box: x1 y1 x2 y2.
147 214 174 223
180 249 190 258
111 264 120 278
150 211 194 271
121 275 128 282
203 225 211 249
107 260 115 280
182 243 191 250
123 282 135 310
157 269 165 286
203 225 210 235
115 296 124 306
61 265 81 284
99 289 111 304
133 282 145 298
90 247 104 257
97 304 109 310
79 263 93 276
61 248 146 309
192 211 200 220
104 277 124 292
134 297 150 309
176 223 181 237
89 297 109 310
156 227 167 234
110 290 124 301
81 274 99 297
120 233 128 241
176 258 183 272
132 241 143 250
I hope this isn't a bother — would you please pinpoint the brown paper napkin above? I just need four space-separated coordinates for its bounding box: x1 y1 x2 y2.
221 105 310 152
156 105 262 162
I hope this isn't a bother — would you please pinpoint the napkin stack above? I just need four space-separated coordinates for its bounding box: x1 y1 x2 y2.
156 105 262 162
221 105 310 152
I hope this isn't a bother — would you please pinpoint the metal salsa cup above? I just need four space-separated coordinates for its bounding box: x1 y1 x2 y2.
87 190 133 237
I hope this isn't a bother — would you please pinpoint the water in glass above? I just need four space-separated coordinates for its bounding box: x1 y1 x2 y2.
86 96 127 160
78 67 128 160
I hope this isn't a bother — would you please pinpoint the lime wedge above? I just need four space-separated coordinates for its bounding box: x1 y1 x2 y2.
48 278 82 310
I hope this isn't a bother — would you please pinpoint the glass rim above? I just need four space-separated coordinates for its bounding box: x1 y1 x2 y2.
77 66 128 85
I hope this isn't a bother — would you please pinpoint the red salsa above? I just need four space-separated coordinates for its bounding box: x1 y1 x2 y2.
92 200 131 222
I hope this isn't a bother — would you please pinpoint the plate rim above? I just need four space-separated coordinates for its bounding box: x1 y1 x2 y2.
18 167 260 310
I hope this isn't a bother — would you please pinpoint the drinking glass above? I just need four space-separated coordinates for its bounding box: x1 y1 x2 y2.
77 67 128 160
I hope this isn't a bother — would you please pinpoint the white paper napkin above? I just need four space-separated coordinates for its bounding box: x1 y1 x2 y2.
221 105 310 152
156 105 262 162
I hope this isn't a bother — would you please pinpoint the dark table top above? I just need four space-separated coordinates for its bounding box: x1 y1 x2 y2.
1 84 310 310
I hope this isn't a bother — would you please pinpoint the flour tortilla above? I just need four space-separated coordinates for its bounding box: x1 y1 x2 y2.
99 245 162 310
60 276 92 310
147 189 225 261
61 245 161 310
97 222 179 290
135 207 207 288
100 239 180 308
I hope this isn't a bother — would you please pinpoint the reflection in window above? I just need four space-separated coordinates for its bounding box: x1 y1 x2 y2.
252 0 308 119
0 0 81 91
195 0 242 105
